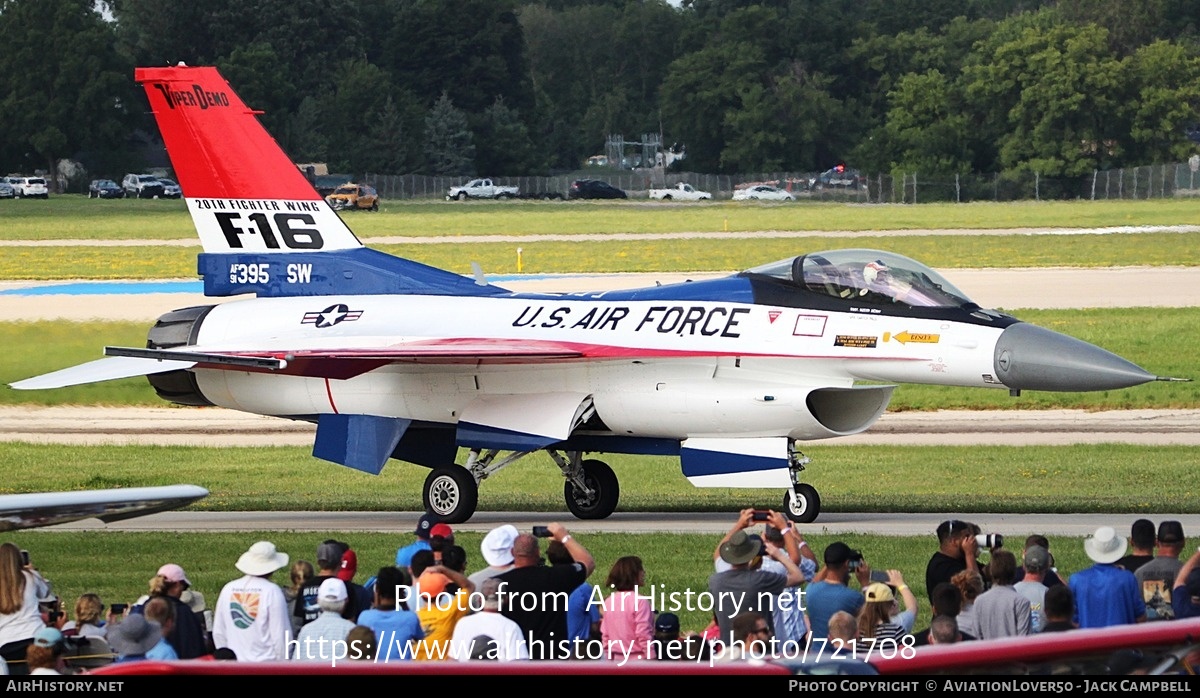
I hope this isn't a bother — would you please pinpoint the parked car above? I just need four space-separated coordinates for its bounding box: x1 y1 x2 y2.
88 179 125 199
647 182 711 200
2 176 23 196
326 182 379 211
122 173 165 199
446 178 519 201
158 178 182 198
732 184 795 201
16 176 48 198
568 179 627 200
809 165 867 191
0 181 13 199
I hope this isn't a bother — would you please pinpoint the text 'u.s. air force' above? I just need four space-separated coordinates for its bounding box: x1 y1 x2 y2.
512 304 749 337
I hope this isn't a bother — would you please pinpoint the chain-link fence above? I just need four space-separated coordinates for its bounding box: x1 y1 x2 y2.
354 161 1200 202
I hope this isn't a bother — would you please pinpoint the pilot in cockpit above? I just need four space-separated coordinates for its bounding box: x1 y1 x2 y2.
860 259 910 303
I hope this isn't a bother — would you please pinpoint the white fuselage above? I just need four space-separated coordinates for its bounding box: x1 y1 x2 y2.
188 293 1006 440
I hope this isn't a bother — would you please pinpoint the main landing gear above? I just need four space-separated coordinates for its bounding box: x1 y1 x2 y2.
420 448 621 524
782 449 820 524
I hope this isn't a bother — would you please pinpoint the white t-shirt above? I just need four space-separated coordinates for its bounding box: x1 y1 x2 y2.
212 575 291 661
450 612 529 661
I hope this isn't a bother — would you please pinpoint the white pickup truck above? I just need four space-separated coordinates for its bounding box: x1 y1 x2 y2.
647 182 711 201
446 178 519 201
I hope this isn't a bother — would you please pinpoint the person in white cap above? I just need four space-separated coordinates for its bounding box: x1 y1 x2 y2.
292 578 357 662
469 525 519 590
212 541 292 661
1068 526 1146 629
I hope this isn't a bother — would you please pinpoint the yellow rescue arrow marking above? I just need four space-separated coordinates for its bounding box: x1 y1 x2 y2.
892 331 940 344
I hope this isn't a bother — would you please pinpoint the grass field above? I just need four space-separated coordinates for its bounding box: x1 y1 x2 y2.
2 197 1196 641
3 196 1199 241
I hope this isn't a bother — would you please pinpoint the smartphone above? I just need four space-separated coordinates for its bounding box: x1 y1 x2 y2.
870 570 889 583
110 603 128 615
532 526 553 538
751 510 770 522
20 550 29 566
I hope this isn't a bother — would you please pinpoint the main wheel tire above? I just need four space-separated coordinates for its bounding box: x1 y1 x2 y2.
422 466 478 524
783 484 820 524
564 459 619 520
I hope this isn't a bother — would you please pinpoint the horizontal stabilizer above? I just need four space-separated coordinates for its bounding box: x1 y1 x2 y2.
0 485 209 532
9 356 195 390
313 414 411 474
105 346 286 371
681 437 793 488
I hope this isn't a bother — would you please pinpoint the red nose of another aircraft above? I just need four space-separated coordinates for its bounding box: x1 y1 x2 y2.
993 322 1156 392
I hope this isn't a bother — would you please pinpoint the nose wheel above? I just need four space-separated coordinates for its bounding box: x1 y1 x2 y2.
422 466 479 524
783 483 820 524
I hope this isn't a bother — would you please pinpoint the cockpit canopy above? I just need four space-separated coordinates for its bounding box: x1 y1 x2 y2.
744 249 974 308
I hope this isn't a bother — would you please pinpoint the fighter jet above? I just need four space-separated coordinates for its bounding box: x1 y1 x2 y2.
10 65 1172 524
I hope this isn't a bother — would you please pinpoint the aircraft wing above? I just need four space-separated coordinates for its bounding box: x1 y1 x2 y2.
0 485 209 532
11 338 689 389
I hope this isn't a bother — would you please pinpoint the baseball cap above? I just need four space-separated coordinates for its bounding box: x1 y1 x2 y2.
430 523 454 539
414 513 438 539
318 577 347 602
1023 545 1050 572
157 563 191 587
655 612 681 634
337 549 358 582
864 583 894 603
418 571 450 598
316 541 345 567
33 626 63 649
481 525 519 567
1158 521 1185 544
824 541 859 566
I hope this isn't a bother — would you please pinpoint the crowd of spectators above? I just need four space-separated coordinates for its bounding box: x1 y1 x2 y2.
1 514 1197 674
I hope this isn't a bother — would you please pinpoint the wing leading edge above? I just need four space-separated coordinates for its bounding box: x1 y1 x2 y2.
0 485 209 532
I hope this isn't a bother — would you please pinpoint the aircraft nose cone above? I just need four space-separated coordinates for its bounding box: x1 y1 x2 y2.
994 322 1155 392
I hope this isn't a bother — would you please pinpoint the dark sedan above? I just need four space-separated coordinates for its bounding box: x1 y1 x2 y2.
569 179 627 200
88 179 125 199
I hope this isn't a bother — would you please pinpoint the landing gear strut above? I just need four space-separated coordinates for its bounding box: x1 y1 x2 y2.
782 449 820 523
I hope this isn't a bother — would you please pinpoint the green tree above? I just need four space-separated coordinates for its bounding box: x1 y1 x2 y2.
880 69 973 174
1123 40 1200 164
0 0 136 179
962 14 1127 176
475 95 541 176
424 92 475 176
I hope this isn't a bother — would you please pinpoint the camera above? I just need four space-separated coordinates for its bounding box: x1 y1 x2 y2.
532 526 553 538
110 603 128 615
48 611 62 624
975 533 1004 549
847 551 864 571
751 510 770 522
869 570 889 583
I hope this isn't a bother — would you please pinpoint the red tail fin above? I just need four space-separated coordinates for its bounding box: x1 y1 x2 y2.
136 64 319 201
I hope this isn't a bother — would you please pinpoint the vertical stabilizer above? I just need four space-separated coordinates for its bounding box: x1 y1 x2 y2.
135 65 363 254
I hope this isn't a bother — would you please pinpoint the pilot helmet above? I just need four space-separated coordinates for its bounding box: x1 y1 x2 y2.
863 260 889 286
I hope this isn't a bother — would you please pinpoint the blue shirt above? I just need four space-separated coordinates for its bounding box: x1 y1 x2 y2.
1069 563 1146 628
567 582 600 643
805 581 864 641
357 608 425 661
395 540 431 568
146 638 179 660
